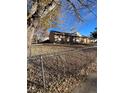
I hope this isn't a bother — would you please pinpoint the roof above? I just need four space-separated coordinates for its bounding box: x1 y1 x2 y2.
50 30 81 36
71 32 81 36
81 35 88 38
50 30 72 36
89 37 97 40
50 30 61 33
50 30 89 38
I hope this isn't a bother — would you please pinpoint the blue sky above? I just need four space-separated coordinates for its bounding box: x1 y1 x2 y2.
48 0 97 36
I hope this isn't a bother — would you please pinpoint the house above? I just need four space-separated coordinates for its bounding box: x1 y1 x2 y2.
49 31 92 44
81 35 91 44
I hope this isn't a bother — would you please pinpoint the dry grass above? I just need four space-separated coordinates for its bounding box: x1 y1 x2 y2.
30 44 94 56
28 44 97 93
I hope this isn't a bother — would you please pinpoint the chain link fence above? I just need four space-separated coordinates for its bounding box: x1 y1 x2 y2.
27 47 97 93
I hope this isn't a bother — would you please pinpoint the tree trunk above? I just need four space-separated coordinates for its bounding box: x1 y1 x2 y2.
27 25 35 57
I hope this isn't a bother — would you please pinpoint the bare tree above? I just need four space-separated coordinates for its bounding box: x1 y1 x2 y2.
27 0 60 57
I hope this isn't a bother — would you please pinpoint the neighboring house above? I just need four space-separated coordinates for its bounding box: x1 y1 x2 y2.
49 31 92 44
32 27 49 44
32 34 49 44
89 37 97 43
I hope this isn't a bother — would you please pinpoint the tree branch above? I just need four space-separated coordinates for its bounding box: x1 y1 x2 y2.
77 0 96 17
66 0 84 22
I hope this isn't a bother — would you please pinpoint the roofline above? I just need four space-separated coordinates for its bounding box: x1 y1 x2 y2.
50 30 90 38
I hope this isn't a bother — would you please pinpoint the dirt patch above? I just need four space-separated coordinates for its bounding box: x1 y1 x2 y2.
72 73 97 93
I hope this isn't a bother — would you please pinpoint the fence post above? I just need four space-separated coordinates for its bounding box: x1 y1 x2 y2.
41 56 46 89
60 56 65 76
